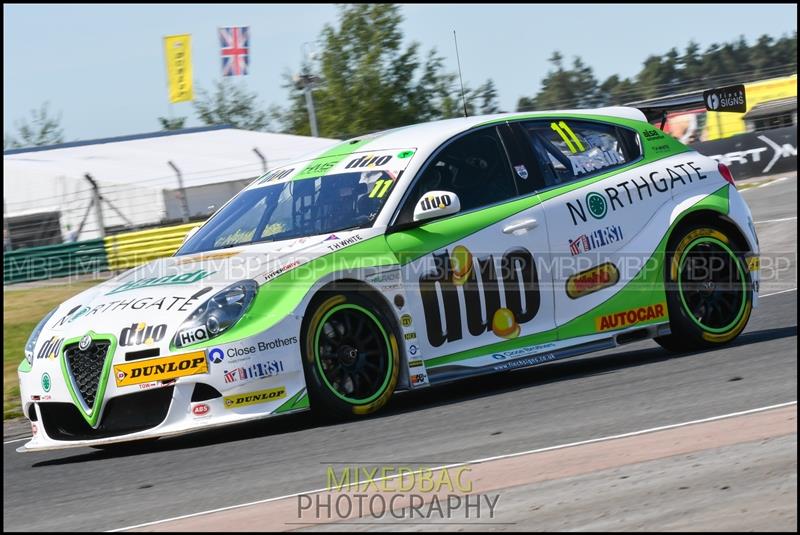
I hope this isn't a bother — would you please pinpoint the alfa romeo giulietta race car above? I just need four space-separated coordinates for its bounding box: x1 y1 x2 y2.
18 100 759 452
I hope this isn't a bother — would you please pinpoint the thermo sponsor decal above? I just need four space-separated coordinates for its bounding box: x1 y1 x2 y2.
223 386 287 409
419 245 540 347
566 263 620 299
566 161 708 226
113 351 208 386
105 270 216 295
595 303 667 332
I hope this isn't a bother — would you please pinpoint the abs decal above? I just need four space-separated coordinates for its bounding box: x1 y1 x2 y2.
419 246 540 347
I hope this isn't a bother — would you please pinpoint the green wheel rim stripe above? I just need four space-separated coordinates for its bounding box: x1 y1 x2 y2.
677 237 747 334
313 304 393 405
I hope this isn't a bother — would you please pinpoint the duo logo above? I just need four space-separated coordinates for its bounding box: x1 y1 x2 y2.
418 246 540 347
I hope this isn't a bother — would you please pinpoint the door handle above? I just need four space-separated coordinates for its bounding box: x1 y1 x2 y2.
503 219 538 235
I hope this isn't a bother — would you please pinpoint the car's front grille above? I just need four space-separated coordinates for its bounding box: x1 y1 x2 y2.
39 386 174 441
64 340 110 409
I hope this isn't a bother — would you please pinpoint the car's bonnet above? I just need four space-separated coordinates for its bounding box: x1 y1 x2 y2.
38 233 342 342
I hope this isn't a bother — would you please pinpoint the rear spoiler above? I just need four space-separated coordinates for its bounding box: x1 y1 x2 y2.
626 84 747 129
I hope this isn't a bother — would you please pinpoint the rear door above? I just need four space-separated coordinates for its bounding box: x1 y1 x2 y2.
512 117 672 336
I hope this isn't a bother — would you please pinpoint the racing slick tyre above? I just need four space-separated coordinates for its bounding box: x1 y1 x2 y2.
655 224 753 353
301 290 400 420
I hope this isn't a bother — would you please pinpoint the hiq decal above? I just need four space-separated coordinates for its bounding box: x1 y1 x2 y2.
419 245 540 347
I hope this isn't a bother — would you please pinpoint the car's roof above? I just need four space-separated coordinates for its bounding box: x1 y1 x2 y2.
259 106 648 178
311 106 647 162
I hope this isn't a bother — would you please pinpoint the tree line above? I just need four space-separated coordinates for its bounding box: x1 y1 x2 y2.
4 4 796 148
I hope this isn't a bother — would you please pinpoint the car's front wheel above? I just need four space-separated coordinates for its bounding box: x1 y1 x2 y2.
301 290 400 419
656 224 753 353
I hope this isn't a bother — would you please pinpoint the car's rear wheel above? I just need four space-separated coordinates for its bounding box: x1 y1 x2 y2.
656 225 753 353
301 290 399 419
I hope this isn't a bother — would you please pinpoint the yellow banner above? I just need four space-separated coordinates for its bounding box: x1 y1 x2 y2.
164 34 194 103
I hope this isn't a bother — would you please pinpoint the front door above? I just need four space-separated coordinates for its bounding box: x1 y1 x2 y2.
386 126 556 372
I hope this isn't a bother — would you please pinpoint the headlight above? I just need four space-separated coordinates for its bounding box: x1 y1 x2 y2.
173 280 258 348
24 308 58 366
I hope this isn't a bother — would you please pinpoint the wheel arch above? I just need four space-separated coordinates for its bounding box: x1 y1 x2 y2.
301 278 410 390
667 209 753 254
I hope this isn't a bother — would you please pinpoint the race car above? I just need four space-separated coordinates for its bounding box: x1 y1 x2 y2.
18 97 759 452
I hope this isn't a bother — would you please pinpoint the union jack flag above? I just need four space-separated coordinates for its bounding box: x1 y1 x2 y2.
219 26 250 76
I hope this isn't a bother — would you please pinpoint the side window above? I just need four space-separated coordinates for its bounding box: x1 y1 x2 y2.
396 127 518 224
521 120 640 186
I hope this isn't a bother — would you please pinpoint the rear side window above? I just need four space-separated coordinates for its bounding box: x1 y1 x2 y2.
521 120 640 186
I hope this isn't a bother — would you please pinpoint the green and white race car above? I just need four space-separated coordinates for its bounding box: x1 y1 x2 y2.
18 101 759 451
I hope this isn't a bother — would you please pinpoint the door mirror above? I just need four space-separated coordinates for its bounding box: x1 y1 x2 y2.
412 191 461 222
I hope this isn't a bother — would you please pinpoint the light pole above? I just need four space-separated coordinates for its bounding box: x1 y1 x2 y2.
294 43 321 137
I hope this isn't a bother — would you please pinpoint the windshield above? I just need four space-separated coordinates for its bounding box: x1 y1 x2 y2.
177 170 398 255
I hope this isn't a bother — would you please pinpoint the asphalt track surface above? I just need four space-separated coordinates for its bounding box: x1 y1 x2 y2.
3 173 797 532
